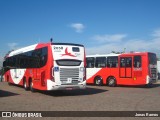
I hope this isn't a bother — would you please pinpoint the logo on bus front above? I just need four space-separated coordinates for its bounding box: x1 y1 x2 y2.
61 48 76 57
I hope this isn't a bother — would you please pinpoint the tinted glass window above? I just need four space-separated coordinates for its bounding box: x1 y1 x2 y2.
95 57 106 68
134 56 141 68
149 53 157 65
72 47 80 52
3 47 48 68
107 56 118 68
120 57 132 68
86 57 95 68
56 60 81 66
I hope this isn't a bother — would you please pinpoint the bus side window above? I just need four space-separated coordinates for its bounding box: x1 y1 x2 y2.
86 57 95 68
120 58 126 67
134 56 141 68
95 57 106 68
120 57 132 68
40 47 48 67
126 58 132 67
107 56 118 68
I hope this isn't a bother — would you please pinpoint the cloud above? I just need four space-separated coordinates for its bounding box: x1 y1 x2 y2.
70 23 85 33
91 34 127 43
86 30 160 55
7 43 18 50
152 29 160 37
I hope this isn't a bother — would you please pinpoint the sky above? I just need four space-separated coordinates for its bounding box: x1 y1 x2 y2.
0 0 160 67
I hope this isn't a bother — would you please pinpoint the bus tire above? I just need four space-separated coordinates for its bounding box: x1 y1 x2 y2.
146 83 153 88
94 76 103 86
23 78 29 91
29 79 35 92
8 82 12 86
107 77 116 87
7 76 12 86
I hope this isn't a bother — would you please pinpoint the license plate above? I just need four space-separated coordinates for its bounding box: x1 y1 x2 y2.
66 87 73 90
67 78 72 83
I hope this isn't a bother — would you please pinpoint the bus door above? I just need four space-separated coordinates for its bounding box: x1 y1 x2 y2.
120 57 132 78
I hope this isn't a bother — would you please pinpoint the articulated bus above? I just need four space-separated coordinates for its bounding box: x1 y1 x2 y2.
86 52 157 87
3 42 86 91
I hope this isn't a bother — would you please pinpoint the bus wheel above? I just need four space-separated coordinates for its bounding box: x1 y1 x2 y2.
8 82 12 86
146 83 153 88
108 77 116 87
23 79 29 91
94 76 103 86
29 80 35 92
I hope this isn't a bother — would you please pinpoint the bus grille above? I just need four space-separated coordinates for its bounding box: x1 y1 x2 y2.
60 68 80 84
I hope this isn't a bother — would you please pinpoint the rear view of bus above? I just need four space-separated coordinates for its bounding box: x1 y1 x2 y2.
3 42 86 92
119 52 158 86
147 53 158 85
48 43 86 90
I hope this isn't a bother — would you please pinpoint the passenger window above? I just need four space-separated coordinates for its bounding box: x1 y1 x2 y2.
107 56 118 68
95 57 106 68
86 57 95 68
120 57 132 68
134 56 141 68
126 58 132 67
120 58 126 67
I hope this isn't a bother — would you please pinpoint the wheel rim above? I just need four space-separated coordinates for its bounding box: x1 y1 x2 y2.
109 78 115 86
95 77 102 85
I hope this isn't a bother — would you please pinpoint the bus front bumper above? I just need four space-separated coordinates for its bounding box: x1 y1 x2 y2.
47 80 86 91
146 75 158 84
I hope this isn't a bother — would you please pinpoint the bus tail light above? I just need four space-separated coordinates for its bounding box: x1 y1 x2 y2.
148 66 151 77
41 71 46 86
51 67 55 82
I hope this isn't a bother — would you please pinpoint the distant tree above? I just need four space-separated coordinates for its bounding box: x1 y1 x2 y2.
111 51 116 53
111 51 123 54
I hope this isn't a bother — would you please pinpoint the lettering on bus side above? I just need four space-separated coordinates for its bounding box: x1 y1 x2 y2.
54 46 63 52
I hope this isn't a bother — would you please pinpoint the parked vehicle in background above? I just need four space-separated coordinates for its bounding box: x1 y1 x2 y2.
86 52 157 87
157 61 160 79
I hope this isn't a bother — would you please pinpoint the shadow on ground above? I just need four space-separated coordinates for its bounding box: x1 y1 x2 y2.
39 87 108 97
87 82 160 89
0 90 19 97
116 83 160 89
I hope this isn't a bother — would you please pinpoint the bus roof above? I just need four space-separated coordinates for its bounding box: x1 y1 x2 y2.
8 44 38 57
86 52 156 58
120 52 156 56
86 53 120 58
52 43 84 47
7 42 84 57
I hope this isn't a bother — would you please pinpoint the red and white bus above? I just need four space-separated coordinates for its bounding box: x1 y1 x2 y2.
3 42 86 91
86 52 157 87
